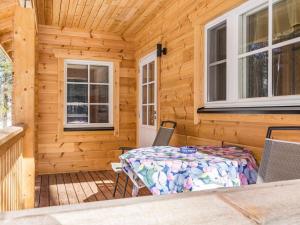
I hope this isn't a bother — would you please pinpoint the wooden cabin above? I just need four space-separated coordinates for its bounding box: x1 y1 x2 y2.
1 0 300 223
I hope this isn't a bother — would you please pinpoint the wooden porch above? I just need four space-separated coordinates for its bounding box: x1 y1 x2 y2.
1 0 300 224
35 171 150 208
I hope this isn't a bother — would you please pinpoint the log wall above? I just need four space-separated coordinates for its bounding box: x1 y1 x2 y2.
35 0 300 174
36 25 136 174
134 0 300 162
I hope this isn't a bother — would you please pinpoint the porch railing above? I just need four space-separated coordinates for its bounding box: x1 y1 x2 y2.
0 125 26 211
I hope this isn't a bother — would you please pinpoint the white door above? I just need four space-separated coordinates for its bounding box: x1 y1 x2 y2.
139 52 157 147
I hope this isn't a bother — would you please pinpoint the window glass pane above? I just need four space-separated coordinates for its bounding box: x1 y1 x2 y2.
67 64 88 82
142 106 147 125
90 85 109 103
142 65 147 84
240 7 268 53
148 83 154 104
273 0 300 44
208 63 226 102
67 84 88 103
148 105 155 126
208 22 226 63
273 42 300 96
90 65 109 83
239 52 268 98
90 105 109 123
149 62 155 82
142 85 147 104
67 105 88 124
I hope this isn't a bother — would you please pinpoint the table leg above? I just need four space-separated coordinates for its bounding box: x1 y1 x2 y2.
132 185 139 197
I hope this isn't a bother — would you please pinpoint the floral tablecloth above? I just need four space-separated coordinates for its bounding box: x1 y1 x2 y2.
120 146 258 195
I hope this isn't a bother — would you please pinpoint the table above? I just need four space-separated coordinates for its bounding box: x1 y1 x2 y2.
120 146 258 196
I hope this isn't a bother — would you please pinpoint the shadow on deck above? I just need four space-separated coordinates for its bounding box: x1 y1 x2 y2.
35 170 151 208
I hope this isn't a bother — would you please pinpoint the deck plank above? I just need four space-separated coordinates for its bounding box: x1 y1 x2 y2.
56 174 69 205
77 172 97 202
35 171 151 208
103 170 132 197
48 174 59 206
39 175 49 207
95 171 122 198
62 173 79 205
34 176 41 208
69 173 88 203
96 171 124 199
89 171 111 200
82 172 106 201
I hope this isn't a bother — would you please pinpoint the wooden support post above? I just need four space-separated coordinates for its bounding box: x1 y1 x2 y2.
13 6 36 209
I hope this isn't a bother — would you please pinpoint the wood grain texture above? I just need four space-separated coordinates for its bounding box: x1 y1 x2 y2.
13 6 36 209
134 0 300 163
36 25 136 174
0 126 25 212
34 170 150 207
34 0 172 37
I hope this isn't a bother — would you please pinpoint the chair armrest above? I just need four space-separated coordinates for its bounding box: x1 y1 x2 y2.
119 146 135 154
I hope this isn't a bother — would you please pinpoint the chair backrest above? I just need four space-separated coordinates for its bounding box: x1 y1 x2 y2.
257 126 300 184
152 121 177 146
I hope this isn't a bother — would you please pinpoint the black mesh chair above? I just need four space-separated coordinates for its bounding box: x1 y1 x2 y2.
257 126 300 184
111 120 177 197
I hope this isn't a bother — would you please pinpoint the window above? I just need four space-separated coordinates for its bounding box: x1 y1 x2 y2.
64 60 113 129
205 0 300 107
207 22 227 102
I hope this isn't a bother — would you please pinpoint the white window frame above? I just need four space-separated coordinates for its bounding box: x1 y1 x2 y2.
204 0 300 108
64 59 114 128
139 51 158 129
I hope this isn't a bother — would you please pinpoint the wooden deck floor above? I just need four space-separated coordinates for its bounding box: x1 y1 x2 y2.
35 170 151 208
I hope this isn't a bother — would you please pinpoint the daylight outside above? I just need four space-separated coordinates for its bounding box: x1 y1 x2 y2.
0 48 12 129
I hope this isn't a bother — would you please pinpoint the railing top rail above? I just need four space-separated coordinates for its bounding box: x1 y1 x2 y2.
2 179 300 224
0 124 26 156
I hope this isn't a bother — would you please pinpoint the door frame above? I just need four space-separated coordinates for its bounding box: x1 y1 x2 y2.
136 50 159 147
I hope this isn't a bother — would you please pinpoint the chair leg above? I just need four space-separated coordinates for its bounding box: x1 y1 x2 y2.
113 173 120 197
123 176 129 198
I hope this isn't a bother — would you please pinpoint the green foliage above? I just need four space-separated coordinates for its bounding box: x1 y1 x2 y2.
0 50 12 128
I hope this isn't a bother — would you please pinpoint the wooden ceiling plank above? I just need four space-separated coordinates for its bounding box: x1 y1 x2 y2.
90 1 109 30
82 0 104 30
0 4 17 21
58 0 70 27
117 0 152 34
110 0 137 33
72 0 88 28
78 0 95 29
123 0 166 36
44 0 53 25
0 7 15 21
35 0 173 37
65 0 79 27
0 17 13 34
0 0 17 11
96 0 121 32
36 0 45 24
52 0 61 26
104 0 129 32
0 32 13 45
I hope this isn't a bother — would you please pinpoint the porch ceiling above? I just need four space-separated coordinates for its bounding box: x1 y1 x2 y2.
0 0 18 59
34 0 170 37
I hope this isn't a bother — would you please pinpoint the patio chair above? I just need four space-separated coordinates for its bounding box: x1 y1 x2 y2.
257 126 300 184
111 120 177 197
